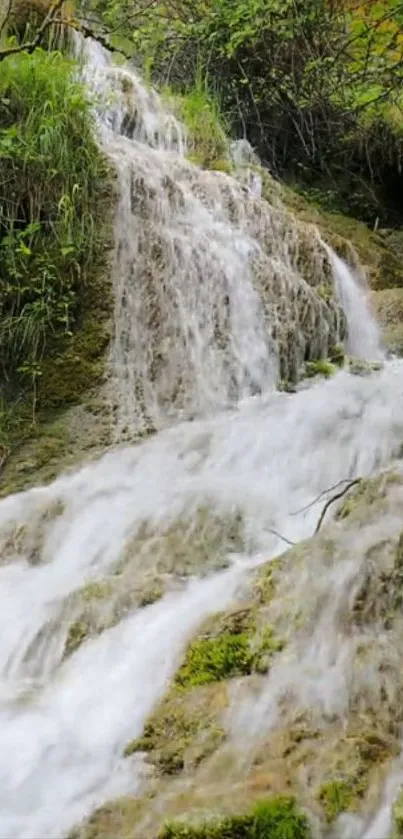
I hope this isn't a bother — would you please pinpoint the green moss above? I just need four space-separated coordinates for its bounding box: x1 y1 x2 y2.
80 581 114 603
305 360 337 379
175 633 254 688
160 797 310 839
174 603 283 688
318 780 354 822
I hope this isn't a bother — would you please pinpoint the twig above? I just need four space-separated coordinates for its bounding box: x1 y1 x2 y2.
267 527 295 548
291 479 355 516
314 478 362 535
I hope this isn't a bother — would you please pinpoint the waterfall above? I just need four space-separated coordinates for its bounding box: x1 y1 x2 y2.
74 36 372 437
327 246 383 361
0 37 399 839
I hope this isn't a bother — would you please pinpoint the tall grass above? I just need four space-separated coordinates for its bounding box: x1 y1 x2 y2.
0 48 108 390
163 75 231 171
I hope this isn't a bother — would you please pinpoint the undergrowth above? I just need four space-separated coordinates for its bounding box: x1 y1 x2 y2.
0 48 109 409
160 797 310 839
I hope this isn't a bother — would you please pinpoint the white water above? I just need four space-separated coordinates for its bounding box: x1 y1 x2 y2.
328 247 383 361
0 37 399 839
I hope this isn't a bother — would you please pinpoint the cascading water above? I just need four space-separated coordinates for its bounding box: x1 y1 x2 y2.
327 246 383 361
75 38 356 437
0 36 400 839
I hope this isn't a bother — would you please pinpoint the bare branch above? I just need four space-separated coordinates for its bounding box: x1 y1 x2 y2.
291 479 357 516
267 527 295 548
314 478 362 535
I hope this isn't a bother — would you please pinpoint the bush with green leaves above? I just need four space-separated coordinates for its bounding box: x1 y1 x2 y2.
0 47 108 395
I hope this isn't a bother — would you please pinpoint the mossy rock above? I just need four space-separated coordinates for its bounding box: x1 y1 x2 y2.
123 602 284 777
318 779 355 822
68 798 144 839
120 505 249 579
65 619 91 657
253 560 282 606
336 473 401 521
124 681 229 776
174 605 284 689
61 571 166 659
266 178 403 292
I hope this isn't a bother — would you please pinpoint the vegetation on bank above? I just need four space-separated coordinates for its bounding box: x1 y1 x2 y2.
0 22 112 469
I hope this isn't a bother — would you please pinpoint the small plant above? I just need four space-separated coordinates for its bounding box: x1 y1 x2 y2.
318 780 354 822
160 796 310 838
305 360 337 379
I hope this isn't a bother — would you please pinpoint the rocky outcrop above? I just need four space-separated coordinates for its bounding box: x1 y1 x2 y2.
70 468 403 838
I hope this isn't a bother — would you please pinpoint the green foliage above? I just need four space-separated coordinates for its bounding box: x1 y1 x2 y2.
160 797 310 839
305 360 337 379
0 48 108 399
102 0 403 224
166 80 230 171
318 780 354 822
175 632 254 688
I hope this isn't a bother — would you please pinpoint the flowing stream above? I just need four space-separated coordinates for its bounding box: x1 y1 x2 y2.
0 38 401 839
